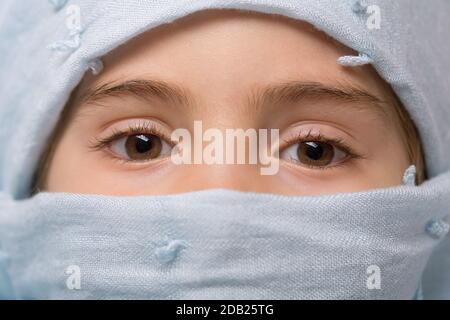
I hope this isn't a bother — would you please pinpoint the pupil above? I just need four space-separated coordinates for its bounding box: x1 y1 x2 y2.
305 142 323 160
125 133 162 160
135 135 153 154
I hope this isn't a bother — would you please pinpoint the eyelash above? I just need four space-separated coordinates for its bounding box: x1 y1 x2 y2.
89 124 361 169
280 129 361 170
88 122 173 160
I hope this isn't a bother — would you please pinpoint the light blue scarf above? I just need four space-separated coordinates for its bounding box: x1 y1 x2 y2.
1 0 450 299
0 171 449 299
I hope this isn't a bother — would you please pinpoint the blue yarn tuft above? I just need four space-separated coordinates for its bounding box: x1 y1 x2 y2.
352 0 368 14
425 219 450 240
154 239 189 264
403 165 417 186
48 0 68 11
87 58 104 75
338 53 373 66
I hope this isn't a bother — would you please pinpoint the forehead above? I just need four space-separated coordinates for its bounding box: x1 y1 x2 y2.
80 9 395 110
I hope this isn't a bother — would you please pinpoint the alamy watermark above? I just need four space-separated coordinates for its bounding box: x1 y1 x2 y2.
65 265 81 290
366 264 381 290
170 121 280 175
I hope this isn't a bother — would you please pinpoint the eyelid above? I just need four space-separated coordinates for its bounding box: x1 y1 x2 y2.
279 128 357 157
88 119 175 152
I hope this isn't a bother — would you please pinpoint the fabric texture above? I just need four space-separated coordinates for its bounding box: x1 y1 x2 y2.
0 173 449 299
0 0 449 299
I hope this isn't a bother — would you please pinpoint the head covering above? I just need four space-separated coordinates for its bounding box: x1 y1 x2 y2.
1 0 450 198
0 0 449 299
0 184 449 299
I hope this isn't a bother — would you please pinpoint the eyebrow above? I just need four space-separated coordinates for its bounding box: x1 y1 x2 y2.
250 81 388 116
79 79 192 107
78 79 388 117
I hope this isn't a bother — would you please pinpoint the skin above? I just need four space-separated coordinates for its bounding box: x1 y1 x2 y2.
41 10 411 196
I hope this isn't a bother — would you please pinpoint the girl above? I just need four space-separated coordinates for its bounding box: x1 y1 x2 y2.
0 0 449 300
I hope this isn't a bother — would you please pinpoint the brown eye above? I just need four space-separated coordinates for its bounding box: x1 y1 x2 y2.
280 140 348 168
110 134 171 161
298 141 334 166
125 134 162 160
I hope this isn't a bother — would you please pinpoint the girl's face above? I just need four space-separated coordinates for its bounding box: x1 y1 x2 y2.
41 10 410 196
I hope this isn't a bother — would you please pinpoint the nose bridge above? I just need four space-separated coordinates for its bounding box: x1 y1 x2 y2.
181 164 274 193
170 119 279 193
